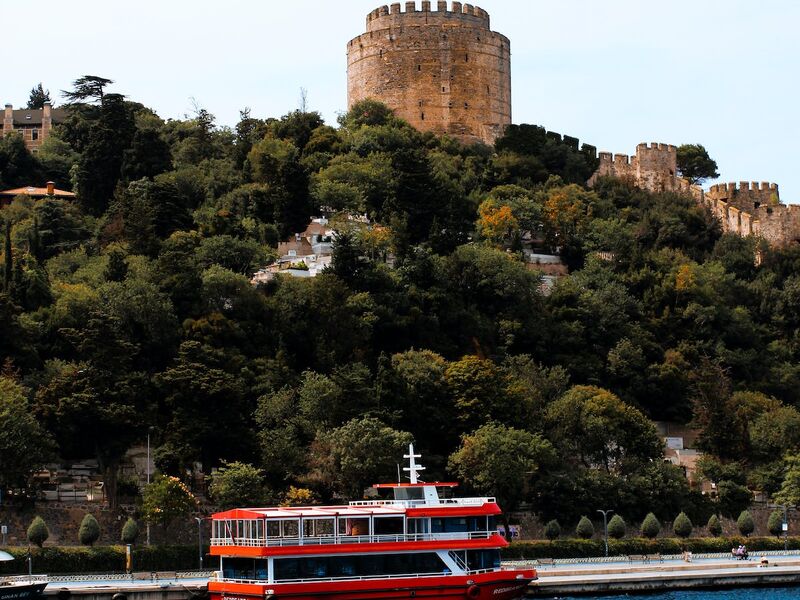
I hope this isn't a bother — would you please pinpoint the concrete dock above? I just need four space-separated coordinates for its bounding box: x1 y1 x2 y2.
522 554 800 596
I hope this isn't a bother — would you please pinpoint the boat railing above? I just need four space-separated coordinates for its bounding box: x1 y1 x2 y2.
0 575 49 583
210 530 496 547
348 497 495 508
219 567 501 585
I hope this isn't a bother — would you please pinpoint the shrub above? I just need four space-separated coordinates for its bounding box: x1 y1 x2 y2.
641 513 661 539
121 518 139 544
544 520 561 541
0 545 203 576
79 514 100 546
767 510 784 537
737 510 755 537
575 516 594 539
27 516 49 548
607 514 626 539
707 514 722 537
673 512 693 538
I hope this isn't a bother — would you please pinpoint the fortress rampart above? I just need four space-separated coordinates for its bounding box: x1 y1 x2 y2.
347 1 511 145
589 144 800 246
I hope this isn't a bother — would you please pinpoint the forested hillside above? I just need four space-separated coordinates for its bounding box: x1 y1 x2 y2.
3 78 800 525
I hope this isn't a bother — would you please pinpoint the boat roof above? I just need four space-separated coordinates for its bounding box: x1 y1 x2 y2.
213 505 407 520
373 482 458 488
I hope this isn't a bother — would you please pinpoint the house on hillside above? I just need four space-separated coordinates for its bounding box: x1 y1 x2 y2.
3 102 66 152
0 181 75 208
254 217 336 283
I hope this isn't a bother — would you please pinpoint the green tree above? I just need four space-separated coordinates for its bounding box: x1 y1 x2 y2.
718 480 752 519
768 510 784 537
445 356 512 433
103 249 129 282
142 475 198 529
544 519 561 541
676 144 719 186
307 417 412 499
545 385 663 474
27 83 51 109
737 510 755 537
208 461 270 510
707 514 722 537
27 516 49 548
775 453 800 506
449 423 555 537
78 513 100 546
575 516 594 539
62 75 113 103
641 513 661 539
607 514 626 539
673 512 693 538
121 517 139 544
0 377 55 493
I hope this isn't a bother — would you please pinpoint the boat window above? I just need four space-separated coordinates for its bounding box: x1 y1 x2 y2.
222 557 269 580
431 517 487 533
266 520 280 538
282 519 299 538
393 487 424 501
339 517 370 536
466 549 501 571
303 518 335 537
274 552 446 581
407 518 429 534
373 517 404 535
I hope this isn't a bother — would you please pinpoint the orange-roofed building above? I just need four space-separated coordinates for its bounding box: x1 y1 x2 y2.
0 181 75 207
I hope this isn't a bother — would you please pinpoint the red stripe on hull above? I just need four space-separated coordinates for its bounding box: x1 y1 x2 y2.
209 570 535 600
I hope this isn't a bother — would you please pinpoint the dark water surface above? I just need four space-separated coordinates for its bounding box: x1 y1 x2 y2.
547 587 800 599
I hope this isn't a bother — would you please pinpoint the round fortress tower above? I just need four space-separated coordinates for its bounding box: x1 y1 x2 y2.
347 1 511 145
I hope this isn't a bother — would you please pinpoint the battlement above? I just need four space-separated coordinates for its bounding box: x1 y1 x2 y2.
366 1 491 30
636 142 678 153
708 182 779 195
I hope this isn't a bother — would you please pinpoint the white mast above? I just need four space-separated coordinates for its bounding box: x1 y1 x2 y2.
403 443 425 484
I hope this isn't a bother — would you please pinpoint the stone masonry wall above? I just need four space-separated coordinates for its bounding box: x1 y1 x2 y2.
589 144 800 247
347 1 511 145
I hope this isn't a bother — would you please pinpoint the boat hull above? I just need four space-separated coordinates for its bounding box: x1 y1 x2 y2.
210 570 535 600
0 582 47 600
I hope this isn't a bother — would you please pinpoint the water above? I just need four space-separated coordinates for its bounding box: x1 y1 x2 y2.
549 587 800 600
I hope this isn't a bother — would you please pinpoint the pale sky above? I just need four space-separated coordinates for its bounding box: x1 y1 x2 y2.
4 1 799 200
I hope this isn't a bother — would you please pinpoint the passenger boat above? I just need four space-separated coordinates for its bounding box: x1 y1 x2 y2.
208 445 536 600
0 552 47 600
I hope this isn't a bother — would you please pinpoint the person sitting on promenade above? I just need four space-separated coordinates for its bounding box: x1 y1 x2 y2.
732 545 749 560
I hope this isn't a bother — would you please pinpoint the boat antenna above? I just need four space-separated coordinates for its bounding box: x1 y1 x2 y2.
403 443 425 484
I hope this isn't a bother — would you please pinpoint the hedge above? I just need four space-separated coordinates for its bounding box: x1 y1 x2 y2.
502 537 800 559
0 545 208 575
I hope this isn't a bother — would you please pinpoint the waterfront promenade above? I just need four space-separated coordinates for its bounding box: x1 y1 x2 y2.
519 552 800 596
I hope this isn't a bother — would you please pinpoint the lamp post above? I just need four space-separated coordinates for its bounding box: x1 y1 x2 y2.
195 517 204 570
146 429 151 546
597 509 614 558
780 504 789 554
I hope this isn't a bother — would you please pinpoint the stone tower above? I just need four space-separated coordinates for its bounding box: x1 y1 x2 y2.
347 1 511 145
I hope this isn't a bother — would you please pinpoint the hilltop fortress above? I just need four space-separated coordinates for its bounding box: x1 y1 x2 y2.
347 2 798 246
347 1 511 146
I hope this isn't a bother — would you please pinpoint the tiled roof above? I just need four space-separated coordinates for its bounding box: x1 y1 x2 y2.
9 108 67 126
0 186 75 198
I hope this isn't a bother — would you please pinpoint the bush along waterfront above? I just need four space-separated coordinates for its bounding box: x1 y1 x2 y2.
0 545 206 575
503 537 800 559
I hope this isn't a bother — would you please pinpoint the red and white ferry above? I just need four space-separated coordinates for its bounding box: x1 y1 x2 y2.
208 445 535 600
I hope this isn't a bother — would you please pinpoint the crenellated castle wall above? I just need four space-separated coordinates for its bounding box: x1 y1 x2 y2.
588 142 698 196
347 1 511 145
589 144 800 246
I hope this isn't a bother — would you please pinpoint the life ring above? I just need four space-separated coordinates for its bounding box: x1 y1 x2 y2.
467 584 480 598
112 594 127 600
